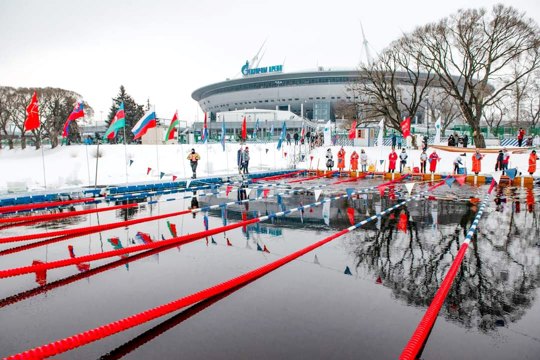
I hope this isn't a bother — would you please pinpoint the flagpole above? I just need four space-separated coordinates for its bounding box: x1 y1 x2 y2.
85 143 91 186
39 131 47 189
155 106 160 179
123 123 128 183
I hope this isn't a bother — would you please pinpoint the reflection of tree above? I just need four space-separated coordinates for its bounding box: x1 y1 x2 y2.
351 197 539 333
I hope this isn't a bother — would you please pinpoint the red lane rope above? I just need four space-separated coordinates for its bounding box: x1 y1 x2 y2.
399 194 490 360
0 198 95 214
5 226 350 359
331 172 369 185
0 208 191 244
0 218 260 278
251 170 306 182
287 171 337 184
0 203 137 225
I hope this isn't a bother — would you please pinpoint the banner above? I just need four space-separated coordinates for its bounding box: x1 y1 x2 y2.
434 117 441 145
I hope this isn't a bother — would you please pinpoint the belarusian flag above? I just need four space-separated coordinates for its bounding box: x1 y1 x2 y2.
24 91 40 132
104 102 126 139
164 111 179 141
167 221 178 237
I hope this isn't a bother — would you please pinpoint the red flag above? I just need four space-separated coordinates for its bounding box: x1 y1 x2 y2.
226 185 233 196
172 175 178 181
400 117 411 138
263 189 270 198
455 175 466 185
378 185 386 197
24 91 40 132
147 167 152 175
346 208 355 225
488 179 496 194
263 245 270 253
226 238 232 246
241 116 247 140
397 212 408 233
348 121 357 139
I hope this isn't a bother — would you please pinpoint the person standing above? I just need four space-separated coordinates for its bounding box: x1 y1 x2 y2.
293 132 299 145
241 147 250 174
502 148 510 174
237 146 243 174
495 150 504 172
391 132 397 148
429 150 440 173
397 136 402 150
453 154 463 174
325 148 334 171
399 148 408 173
471 149 484 175
518 127 525 147
350 150 359 172
286 132 291 145
448 134 455 147
528 150 539 175
420 150 428 173
388 148 398 173
337 147 346 172
462 133 469 148
360 149 368 172
187 148 201 179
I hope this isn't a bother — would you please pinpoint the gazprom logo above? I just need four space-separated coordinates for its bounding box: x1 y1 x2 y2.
241 61 283 76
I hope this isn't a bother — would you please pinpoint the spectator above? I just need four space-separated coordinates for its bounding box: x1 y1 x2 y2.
471 149 484 175
429 150 440 173
534 135 540 148
420 150 428 173
518 127 525 147
237 146 243 174
388 148 398 173
453 154 464 174
350 150 359 172
240 147 250 174
502 148 510 174
337 147 346 172
399 148 408 173
293 132 299 145
495 150 504 172
391 132 397 148
325 148 334 171
360 149 368 172
286 132 291 145
448 134 455 147
186 148 201 179
528 150 539 175
397 136 402 150
462 133 469 148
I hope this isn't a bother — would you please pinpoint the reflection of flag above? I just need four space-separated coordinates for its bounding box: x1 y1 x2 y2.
253 118 259 138
203 213 209 231
134 231 154 244
322 201 330 226
24 91 40 132
347 208 355 225
434 117 441 144
166 221 178 237
277 121 286 150
132 106 157 139
397 212 408 233
220 116 226 151
164 111 179 141
63 101 84 138
104 102 125 139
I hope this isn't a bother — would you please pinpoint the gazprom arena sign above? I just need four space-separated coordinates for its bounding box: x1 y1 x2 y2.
241 61 283 76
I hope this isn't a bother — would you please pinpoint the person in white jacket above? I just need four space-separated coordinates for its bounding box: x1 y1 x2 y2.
360 149 368 172
399 149 408 173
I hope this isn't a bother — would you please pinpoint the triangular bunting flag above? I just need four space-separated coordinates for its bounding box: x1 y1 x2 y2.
245 188 252 198
161 234 166 241
488 179 497 194
256 243 263 251
265 148 269 154
346 208 355 225
405 182 415 195
314 189 322 201
211 237 217 245
492 171 503 184
344 266 352 275
379 159 384 165
263 245 270 253
314 254 320 265
445 177 455 188
310 155 314 161
226 185 233 196
506 168 517 180
147 167 152 175
129 160 134 166
226 238 232 246
263 189 270 198
376 276 382 284
256 188 263 198
172 175 177 181
284 152 287 158
186 179 191 188
160 172 165 179
455 175 466 185
346 188 354 199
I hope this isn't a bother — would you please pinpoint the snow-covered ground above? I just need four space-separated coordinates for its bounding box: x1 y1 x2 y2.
0 142 537 193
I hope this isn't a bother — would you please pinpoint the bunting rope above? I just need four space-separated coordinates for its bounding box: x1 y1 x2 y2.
251 170 306 182
0 198 95 214
399 192 491 360
4 186 431 359
287 170 337 184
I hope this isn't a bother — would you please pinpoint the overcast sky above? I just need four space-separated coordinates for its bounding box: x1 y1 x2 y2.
0 0 538 124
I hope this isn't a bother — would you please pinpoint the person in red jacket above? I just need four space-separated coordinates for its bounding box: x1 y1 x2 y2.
528 150 539 175
350 150 359 171
428 150 440 173
388 149 398 173
517 128 525 147
337 147 346 172
471 149 484 175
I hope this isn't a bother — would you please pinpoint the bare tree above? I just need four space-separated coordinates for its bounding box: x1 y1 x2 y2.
521 70 540 128
425 90 463 136
483 100 510 136
404 5 540 147
352 39 435 134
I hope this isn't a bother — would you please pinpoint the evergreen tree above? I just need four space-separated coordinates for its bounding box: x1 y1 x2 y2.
106 85 144 143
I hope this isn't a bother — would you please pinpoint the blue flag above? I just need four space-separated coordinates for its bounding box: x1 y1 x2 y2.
445 176 456 188
203 213 209 230
506 168 517 180
346 188 354 199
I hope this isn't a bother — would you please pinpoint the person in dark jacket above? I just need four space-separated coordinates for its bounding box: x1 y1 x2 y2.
462 134 469 148
293 132 299 145
495 150 504 172
391 132 397 148
237 146 243 174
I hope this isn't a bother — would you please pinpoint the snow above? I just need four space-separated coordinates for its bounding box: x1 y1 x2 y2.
0 142 537 194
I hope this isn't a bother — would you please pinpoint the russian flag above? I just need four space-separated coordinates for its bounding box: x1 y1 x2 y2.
132 106 157 140
62 101 84 138
202 112 208 143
